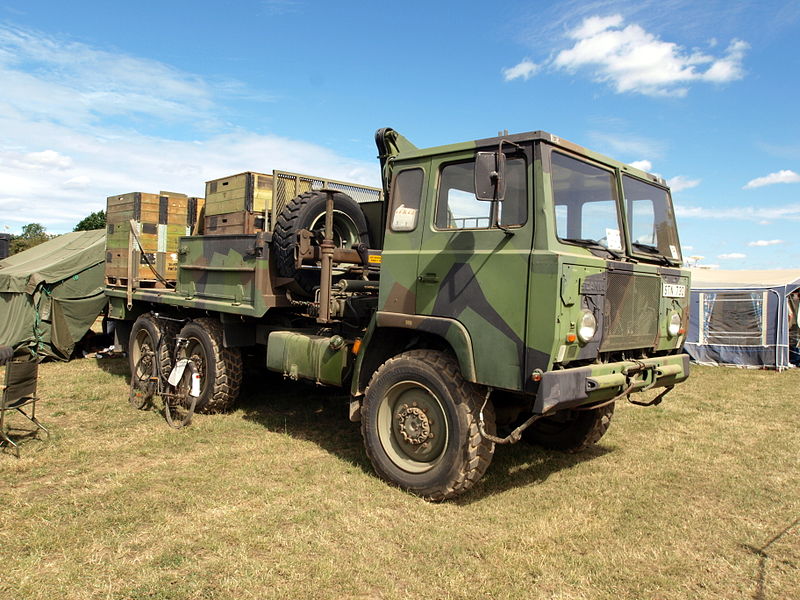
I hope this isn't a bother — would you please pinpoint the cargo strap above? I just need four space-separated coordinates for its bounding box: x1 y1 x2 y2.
129 219 175 290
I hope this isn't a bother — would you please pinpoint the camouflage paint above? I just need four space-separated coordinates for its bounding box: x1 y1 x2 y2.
106 231 289 318
369 129 690 406
107 127 690 414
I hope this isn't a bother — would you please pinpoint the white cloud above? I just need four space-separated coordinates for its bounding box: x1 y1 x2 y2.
0 25 374 234
748 239 784 247
743 169 800 189
6 149 74 170
675 203 800 221
630 159 652 171
718 253 746 259
0 25 218 129
503 59 540 81
587 130 665 159
667 175 700 192
63 175 92 188
551 15 748 96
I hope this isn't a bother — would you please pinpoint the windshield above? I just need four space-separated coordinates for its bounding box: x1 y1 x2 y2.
622 175 682 262
551 151 623 253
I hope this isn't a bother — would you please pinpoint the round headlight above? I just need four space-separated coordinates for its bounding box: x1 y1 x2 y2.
577 310 597 343
667 312 681 337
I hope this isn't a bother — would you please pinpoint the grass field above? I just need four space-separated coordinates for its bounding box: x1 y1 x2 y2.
1 358 798 599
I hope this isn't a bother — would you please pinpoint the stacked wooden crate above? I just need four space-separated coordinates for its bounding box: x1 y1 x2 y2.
105 191 204 288
203 172 272 235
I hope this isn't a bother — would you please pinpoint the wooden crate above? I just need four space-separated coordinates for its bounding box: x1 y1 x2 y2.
105 191 203 287
204 210 266 235
107 192 204 228
205 172 273 216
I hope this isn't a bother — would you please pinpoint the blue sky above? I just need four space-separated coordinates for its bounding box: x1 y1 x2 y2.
0 0 798 270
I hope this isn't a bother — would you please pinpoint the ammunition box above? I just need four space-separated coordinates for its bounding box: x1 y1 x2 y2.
204 210 266 235
204 172 273 216
105 191 202 287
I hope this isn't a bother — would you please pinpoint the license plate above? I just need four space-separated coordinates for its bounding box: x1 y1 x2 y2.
662 283 686 298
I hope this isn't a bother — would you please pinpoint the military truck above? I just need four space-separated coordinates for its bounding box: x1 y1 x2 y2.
105 128 690 500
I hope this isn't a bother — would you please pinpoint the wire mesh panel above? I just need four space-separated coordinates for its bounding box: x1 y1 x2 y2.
272 171 383 226
600 272 661 351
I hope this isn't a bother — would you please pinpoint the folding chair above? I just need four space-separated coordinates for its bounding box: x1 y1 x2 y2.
1 356 49 457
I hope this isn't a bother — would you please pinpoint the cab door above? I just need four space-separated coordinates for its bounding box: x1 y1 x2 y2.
416 149 534 391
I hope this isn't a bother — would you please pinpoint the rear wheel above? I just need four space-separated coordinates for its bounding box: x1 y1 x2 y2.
177 318 242 413
128 313 178 409
522 403 615 452
361 350 495 501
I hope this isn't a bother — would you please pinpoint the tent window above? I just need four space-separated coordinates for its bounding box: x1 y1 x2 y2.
701 291 766 346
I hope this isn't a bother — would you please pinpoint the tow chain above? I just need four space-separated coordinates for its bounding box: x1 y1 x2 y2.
477 389 544 445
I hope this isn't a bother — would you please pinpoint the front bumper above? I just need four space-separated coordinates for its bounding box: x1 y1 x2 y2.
533 353 690 414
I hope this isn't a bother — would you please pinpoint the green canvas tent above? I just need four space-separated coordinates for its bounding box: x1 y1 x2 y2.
0 229 108 360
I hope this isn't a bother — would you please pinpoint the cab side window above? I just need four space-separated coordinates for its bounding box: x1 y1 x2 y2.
389 168 424 232
435 157 527 230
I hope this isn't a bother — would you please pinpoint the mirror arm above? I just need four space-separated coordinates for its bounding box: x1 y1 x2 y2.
492 138 522 234
499 139 524 155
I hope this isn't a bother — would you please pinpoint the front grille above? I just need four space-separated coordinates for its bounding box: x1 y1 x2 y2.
600 271 660 351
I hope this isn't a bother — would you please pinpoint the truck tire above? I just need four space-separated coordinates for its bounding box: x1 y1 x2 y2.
522 403 615 452
129 313 179 409
177 318 242 413
361 349 495 501
273 190 370 295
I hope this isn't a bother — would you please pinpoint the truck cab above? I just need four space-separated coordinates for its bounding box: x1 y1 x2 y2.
354 128 689 434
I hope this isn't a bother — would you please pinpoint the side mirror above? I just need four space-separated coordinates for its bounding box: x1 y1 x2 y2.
475 152 505 201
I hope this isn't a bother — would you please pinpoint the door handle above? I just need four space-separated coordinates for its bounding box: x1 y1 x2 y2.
418 273 440 284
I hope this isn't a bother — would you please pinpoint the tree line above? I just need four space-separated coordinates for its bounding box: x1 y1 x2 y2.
3 210 106 256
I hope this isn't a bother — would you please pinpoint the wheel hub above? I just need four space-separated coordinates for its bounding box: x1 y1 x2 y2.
397 405 432 445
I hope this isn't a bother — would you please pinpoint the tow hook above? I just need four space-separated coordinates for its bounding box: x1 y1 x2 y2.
582 361 673 411
623 361 658 391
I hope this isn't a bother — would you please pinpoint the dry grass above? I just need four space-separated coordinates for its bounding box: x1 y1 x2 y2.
1 359 798 599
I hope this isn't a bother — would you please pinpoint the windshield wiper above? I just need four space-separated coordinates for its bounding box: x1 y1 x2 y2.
632 242 674 265
632 242 660 254
562 237 624 260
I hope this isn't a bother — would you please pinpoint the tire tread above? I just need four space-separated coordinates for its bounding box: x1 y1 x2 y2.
362 349 495 501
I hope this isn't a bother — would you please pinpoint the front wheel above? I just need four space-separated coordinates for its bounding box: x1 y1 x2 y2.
522 403 615 452
361 350 495 501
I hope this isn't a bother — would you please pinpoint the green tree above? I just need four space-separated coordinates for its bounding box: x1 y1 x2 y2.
10 223 51 255
74 210 106 231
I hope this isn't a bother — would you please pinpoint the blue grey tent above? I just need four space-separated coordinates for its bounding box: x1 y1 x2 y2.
686 269 800 370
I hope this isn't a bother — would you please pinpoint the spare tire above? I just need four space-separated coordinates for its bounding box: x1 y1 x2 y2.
273 190 370 295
